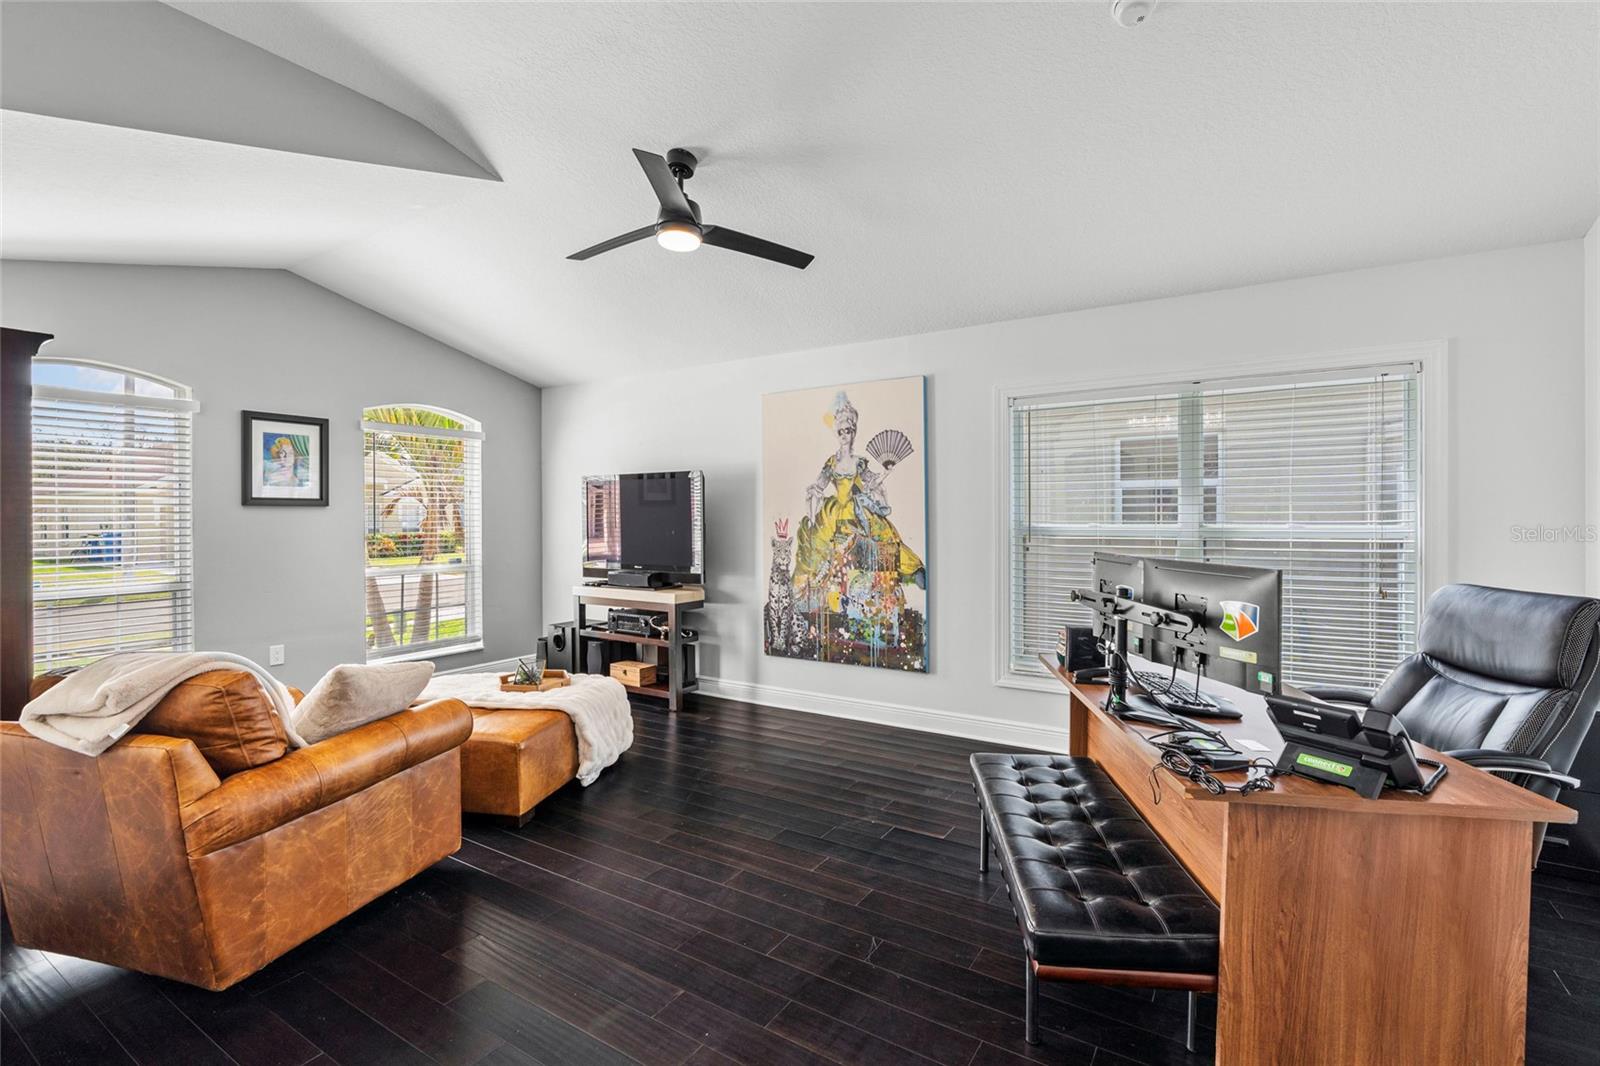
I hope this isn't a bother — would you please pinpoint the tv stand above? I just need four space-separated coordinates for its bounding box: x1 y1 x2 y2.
572 584 704 712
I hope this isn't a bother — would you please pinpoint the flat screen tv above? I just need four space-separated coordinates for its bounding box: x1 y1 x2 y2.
582 470 704 584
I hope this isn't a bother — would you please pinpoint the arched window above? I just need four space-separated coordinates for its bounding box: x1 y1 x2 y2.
362 404 483 660
31 359 197 672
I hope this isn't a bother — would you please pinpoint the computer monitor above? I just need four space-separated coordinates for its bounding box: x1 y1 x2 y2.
1091 552 1145 600
1087 552 1146 669
1140 558 1283 696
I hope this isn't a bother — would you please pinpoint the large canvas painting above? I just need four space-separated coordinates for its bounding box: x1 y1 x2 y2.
762 376 928 671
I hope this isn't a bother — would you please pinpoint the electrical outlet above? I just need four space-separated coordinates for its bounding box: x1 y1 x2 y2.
268 644 285 667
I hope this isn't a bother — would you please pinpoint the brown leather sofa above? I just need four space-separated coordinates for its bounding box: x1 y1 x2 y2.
0 671 473 990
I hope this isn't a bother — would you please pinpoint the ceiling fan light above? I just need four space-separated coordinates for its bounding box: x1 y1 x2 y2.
656 221 702 252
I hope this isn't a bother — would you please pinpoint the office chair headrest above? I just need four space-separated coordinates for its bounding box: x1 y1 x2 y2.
1418 583 1600 690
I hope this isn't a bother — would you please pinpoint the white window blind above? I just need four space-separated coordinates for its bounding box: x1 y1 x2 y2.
1007 365 1421 690
31 360 197 673
363 406 483 660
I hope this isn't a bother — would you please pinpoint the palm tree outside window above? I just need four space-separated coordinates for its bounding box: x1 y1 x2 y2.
362 405 483 659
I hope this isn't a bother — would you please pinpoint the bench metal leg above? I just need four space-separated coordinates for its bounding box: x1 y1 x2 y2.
1024 955 1040 1045
979 811 989 873
1186 992 1198 1053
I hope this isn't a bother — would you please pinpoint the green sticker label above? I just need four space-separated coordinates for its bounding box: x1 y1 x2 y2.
1296 752 1354 778
1257 670 1274 685
1218 646 1258 665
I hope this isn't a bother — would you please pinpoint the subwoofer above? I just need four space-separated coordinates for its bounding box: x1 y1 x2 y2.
546 621 578 673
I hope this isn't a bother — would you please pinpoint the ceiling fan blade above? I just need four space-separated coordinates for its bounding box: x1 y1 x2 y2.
633 148 693 218
567 224 656 261
701 226 814 270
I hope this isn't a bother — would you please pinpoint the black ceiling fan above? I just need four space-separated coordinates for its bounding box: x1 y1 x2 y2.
568 148 814 270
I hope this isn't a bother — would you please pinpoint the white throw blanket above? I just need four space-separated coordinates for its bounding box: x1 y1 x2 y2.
20 651 306 756
419 672 633 786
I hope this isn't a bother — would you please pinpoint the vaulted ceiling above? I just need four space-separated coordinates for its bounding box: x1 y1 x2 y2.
4 2 1597 385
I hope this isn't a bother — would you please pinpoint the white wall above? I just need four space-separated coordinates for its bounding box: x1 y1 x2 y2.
1587 217 1600 596
3 261 541 689
542 240 1590 747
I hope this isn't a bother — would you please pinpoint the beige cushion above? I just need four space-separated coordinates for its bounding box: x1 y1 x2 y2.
292 663 434 745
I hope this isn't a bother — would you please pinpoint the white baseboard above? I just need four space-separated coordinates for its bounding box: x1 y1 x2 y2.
696 675 1066 751
437 660 1065 751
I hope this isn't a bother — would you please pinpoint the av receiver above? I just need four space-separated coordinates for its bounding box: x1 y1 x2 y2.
608 609 668 638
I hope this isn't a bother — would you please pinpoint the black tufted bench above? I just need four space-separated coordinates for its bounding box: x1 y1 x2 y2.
971 753 1219 1049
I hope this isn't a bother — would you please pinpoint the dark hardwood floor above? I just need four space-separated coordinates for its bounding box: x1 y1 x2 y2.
3 695 1598 1065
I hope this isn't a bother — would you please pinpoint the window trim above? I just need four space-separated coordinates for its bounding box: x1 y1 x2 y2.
992 340 1451 692
32 357 199 413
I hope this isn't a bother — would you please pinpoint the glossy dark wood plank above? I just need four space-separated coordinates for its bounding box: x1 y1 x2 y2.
158 979 324 1066
446 937 702 1065
1 950 138 1065
675 931 980 1066
475 832 789 954
253 972 435 1066
299 942 504 1065
645 866 879 959
1 1011 40 1066
652 991 825 1066
95 990 235 1066
449 980 642 1066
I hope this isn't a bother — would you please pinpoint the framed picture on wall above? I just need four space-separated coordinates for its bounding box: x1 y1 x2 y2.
761 375 929 672
241 411 329 506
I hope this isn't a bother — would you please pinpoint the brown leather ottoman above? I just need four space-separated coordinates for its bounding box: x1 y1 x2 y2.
459 707 579 826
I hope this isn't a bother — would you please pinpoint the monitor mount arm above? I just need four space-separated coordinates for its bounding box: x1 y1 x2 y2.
1070 586 1200 708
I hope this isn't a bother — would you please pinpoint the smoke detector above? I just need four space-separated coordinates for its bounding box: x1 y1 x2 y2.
1111 0 1157 27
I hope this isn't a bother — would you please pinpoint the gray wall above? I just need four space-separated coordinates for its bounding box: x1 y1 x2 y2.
3 261 541 689
541 240 1591 747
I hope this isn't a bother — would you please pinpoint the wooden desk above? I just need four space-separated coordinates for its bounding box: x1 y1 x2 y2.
1040 654 1575 1066
573 585 704 711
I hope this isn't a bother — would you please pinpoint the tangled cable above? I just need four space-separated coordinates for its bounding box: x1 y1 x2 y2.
1148 747 1279 804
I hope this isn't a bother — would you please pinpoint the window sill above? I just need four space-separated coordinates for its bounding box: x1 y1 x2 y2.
367 641 485 665
994 671 1064 694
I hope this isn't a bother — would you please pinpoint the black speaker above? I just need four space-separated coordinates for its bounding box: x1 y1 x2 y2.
659 640 697 688
546 621 577 673
1058 625 1102 673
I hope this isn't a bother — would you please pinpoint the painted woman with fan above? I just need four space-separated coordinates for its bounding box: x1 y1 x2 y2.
794 391 926 624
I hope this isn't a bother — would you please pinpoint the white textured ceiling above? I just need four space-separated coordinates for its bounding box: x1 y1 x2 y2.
6 2 1598 386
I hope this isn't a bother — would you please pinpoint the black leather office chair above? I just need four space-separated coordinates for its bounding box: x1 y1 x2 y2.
1303 583 1600 858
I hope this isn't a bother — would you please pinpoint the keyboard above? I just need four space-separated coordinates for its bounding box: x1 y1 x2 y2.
1133 670 1214 706
1132 670 1243 719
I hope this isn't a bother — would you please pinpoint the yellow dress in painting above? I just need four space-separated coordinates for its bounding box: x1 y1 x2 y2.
793 454 924 613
